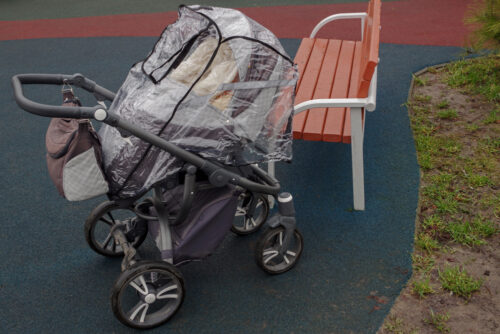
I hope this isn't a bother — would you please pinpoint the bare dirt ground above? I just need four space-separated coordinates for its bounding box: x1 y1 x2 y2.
377 64 500 334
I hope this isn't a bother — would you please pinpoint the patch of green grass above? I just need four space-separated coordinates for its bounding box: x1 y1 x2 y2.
416 233 441 253
413 94 432 103
463 154 498 174
412 105 431 114
442 139 461 155
422 180 461 214
417 152 433 170
414 135 440 155
465 123 479 132
484 108 499 124
465 0 500 51
436 100 450 109
467 173 493 187
425 309 450 333
431 173 455 186
479 136 500 155
412 277 435 298
486 136 500 151
412 254 436 273
479 194 500 216
446 55 500 103
412 122 436 136
439 265 482 299
413 74 428 87
445 218 498 246
384 316 419 334
422 215 445 236
472 217 498 237
435 196 460 214
437 109 458 120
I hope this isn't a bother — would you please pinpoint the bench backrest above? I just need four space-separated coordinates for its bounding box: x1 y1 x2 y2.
357 0 381 98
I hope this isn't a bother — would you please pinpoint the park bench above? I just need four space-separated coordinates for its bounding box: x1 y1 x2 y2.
270 0 381 211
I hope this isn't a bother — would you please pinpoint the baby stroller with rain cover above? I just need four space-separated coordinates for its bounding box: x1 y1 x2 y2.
12 5 303 329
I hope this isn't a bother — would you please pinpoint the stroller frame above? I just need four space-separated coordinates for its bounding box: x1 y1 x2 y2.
12 73 303 329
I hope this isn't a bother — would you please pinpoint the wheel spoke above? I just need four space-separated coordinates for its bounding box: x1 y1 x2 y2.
128 302 149 323
263 252 279 264
130 275 149 295
156 284 179 300
283 255 290 264
235 207 246 216
263 248 278 256
99 217 113 225
100 233 113 249
278 232 283 246
107 212 116 224
286 250 297 257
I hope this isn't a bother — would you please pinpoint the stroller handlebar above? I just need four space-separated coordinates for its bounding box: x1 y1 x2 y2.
11 73 116 119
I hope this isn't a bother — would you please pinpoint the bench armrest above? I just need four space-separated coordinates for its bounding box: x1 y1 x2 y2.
311 12 367 39
294 67 378 114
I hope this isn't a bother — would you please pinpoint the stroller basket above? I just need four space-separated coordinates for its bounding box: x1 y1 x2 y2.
148 183 240 265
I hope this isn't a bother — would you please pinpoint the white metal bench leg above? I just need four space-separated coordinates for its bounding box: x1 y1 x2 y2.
350 107 365 210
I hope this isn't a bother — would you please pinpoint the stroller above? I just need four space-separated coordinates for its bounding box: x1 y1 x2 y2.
12 5 303 329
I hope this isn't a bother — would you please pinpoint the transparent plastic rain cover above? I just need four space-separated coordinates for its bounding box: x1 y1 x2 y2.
99 5 298 199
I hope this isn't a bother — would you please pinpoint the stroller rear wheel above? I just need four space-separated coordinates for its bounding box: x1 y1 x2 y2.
84 201 148 257
231 193 269 235
255 227 303 274
111 261 185 329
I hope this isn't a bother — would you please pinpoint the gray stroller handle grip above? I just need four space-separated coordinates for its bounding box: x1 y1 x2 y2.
11 73 116 119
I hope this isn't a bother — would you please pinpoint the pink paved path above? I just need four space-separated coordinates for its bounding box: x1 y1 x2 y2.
1 0 472 46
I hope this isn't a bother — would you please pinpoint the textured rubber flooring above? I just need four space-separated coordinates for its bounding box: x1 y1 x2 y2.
0 36 464 333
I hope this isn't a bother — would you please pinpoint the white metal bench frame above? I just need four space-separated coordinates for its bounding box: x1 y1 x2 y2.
269 12 378 211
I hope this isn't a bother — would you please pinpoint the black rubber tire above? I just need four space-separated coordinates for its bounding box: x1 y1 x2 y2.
84 201 147 257
111 261 185 329
255 226 303 275
231 193 269 235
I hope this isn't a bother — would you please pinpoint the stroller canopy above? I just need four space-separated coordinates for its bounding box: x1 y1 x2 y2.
99 5 298 199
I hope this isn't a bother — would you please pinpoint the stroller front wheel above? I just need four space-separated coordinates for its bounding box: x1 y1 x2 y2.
231 193 269 235
84 201 148 257
255 227 303 274
111 261 185 329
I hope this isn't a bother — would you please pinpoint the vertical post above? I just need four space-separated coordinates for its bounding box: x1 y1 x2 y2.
350 107 365 210
152 187 173 264
361 16 365 41
267 161 276 208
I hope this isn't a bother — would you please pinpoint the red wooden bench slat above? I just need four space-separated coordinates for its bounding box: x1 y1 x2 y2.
342 41 363 143
294 38 315 89
292 38 328 139
357 0 381 97
322 40 356 142
302 39 342 141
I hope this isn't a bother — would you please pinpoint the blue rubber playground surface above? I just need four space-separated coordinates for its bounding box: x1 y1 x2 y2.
0 1 468 333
